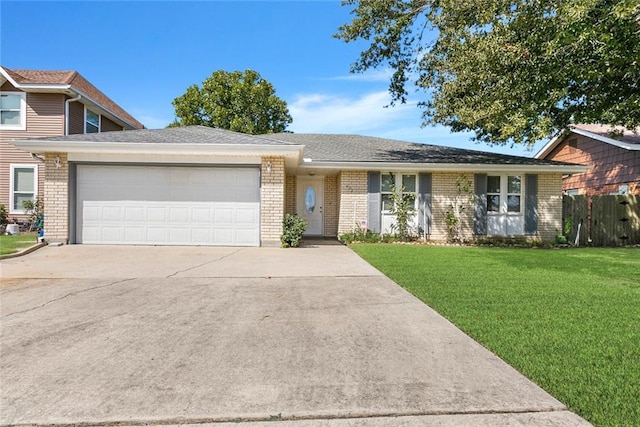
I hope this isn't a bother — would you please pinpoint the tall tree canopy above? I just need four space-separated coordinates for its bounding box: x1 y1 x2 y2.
169 69 292 134
336 0 640 146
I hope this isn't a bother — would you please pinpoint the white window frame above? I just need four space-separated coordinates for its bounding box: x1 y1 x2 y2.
487 174 525 235
9 164 38 214
85 107 100 133
0 91 27 130
381 173 417 213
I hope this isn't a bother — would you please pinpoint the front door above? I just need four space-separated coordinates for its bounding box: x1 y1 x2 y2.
297 177 324 236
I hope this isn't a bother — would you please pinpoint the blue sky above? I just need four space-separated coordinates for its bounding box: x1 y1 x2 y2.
1 1 546 157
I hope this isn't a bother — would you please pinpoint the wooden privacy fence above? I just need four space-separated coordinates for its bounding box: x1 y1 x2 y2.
563 195 640 246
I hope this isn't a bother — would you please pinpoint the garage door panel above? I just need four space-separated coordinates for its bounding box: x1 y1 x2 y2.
77 165 260 246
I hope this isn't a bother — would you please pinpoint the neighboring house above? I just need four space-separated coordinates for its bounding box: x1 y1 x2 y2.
11 126 586 246
0 65 144 220
535 124 640 196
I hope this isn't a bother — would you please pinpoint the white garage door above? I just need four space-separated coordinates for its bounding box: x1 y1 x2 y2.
76 165 260 246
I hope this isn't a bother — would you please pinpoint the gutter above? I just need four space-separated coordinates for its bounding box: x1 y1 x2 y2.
65 94 82 135
300 160 589 174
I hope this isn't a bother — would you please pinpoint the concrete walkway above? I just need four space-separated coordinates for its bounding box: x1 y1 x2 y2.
0 244 590 426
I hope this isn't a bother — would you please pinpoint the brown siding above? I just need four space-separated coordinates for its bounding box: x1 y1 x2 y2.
101 115 124 132
0 91 64 218
546 134 640 195
68 100 84 135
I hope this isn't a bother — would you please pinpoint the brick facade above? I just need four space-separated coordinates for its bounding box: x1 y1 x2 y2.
337 171 368 235
546 134 640 195
537 173 563 242
323 175 339 237
260 157 285 245
430 172 475 241
43 153 69 243
284 175 296 215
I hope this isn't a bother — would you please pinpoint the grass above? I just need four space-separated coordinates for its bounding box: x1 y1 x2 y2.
351 244 640 427
0 233 38 255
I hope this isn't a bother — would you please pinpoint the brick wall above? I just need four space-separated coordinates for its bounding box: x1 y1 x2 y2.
323 175 339 237
44 152 69 243
430 172 475 241
260 157 285 245
337 171 367 234
537 173 563 242
285 175 296 215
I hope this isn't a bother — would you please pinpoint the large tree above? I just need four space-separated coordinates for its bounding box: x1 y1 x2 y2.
336 0 640 146
169 69 292 134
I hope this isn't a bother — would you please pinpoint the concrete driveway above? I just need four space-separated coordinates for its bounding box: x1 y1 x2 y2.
1 243 589 426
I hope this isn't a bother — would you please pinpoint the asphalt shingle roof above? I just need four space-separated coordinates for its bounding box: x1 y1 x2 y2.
32 125 300 146
267 133 573 166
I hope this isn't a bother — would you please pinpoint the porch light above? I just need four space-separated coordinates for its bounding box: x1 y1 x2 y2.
266 161 272 174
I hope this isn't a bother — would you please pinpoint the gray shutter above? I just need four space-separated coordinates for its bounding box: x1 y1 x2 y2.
418 173 432 236
525 174 538 235
367 171 381 233
474 174 488 235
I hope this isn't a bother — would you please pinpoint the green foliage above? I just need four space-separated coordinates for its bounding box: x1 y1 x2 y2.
0 204 7 225
564 216 573 237
386 173 414 241
444 174 474 243
339 227 392 244
22 196 44 232
336 0 640 146
169 69 292 134
281 214 307 248
352 244 640 426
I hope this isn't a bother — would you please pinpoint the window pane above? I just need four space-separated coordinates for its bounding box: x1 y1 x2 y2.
382 194 393 211
86 123 99 133
14 168 34 192
402 175 416 192
487 176 500 193
507 195 521 212
487 195 500 212
403 193 416 208
381 174 394 192
14 193 34 210
1 94 21 109
1 111 21 125
86 109 99 125
508 176 521 193
304 186 316 214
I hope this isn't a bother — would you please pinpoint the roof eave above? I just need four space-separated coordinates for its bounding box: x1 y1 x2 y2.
535 130 568 159
301 160 589 174
11 140 304 158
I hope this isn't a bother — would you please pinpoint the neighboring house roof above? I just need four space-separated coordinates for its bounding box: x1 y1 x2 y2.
0 65 144 130
12 126 587 174
535 124 640 159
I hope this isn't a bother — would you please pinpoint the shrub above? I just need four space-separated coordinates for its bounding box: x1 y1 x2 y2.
281 214 307 248
0 204 7 225
339 227 382 244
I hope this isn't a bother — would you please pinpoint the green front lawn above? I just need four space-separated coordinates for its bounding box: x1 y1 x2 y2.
0 233 38 255
351 244 640 427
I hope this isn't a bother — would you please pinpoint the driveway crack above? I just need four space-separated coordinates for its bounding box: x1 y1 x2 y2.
2 278 136 319
165 248 243 278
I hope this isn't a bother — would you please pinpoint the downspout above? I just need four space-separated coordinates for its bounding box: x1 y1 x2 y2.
65 94 81 135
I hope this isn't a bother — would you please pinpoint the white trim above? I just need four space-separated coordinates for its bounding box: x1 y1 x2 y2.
9 164 38 214
535 127 640 159
0 91 27 130
11 140 305 157
84 106 101 134
299 160 588 174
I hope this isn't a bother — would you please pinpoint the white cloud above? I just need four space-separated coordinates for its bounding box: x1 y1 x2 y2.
324 68 394 82
288 90 416 134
